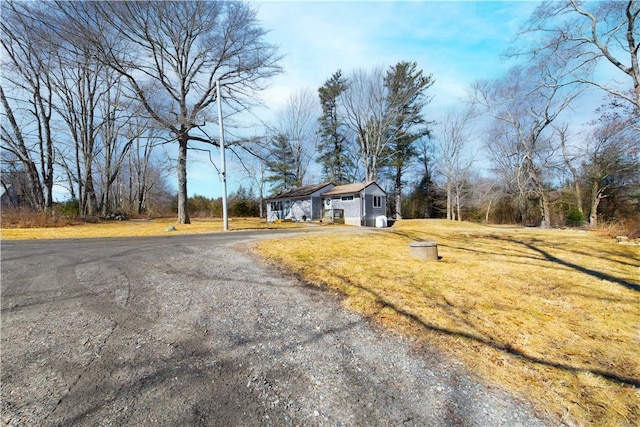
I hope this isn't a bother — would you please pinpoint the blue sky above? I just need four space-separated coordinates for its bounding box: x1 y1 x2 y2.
254 1 537 112
186 1 542 198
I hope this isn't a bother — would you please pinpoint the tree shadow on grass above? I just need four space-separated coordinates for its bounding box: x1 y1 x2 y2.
391 229 640 293
519 240 640 292
331 271 640 388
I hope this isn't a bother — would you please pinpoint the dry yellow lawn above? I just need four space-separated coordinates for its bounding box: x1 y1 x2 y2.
255 219 640 426
0 217 304 240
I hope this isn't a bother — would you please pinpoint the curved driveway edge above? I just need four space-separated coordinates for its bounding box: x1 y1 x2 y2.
1 231 552 426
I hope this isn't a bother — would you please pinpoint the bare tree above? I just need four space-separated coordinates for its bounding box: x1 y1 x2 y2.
121 126 172 216
582 114 639 226
94 84 158 216
473 64 581 228
1 1 56 210
119 127 173 216
0 85 45 210
517 0 639 112
95 78 136 216
558 124 585 216
435 106 477 221
50 33 109 217
272 89 319 186
235 150 269 218
62 0 281 223
470 176 502 223
341 67 395 182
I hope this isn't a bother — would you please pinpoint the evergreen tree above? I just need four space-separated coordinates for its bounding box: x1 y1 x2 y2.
265 133 299 192
317 70 353 184
385 61 434 219
230 185 259 217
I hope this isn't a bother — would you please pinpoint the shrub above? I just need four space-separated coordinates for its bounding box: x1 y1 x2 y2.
55 198 80 218
565 208 584 227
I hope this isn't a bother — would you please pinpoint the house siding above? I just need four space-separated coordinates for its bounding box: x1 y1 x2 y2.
266 183 335 222
311 196 322 219
362 186 386 226
322 182 387 226
267 181 387 226
291 199 312 220
330 197 360 219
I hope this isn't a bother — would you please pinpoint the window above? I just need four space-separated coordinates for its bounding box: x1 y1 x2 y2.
341 195 353 201
373 196 382 208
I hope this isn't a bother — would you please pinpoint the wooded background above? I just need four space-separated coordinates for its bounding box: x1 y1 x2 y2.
2 1 638 230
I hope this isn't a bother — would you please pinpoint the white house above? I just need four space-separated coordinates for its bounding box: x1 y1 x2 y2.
266 182 335 222
321 181 387 227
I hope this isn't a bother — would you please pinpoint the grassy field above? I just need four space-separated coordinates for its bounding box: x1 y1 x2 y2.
255 219 640 426
0 217 305 240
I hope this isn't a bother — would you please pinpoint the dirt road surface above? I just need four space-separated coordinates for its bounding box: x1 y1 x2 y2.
1 229 552 426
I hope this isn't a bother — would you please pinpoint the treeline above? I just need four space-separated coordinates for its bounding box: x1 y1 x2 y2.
2 1 638 231
186 186 262 218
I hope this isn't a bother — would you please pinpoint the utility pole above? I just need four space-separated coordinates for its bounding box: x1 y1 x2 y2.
217 80 229 231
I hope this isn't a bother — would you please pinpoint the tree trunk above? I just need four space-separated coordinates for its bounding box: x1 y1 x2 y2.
177 134 190 224
560 130 583 215
101 192 110 217
485 199 492 223
589 181 601 227
446 182 453 220
25 161 45 210
137 193 145 215
44 143 54 211
41 95 55 211
83 169 99 217
395 171 402 219
539 191 551 229
574 181 584 215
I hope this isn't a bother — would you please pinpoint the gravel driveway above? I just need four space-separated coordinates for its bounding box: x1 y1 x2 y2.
1 230 552 426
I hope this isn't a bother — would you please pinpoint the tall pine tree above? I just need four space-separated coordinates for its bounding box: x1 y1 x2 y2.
317 70 353 184
385 61 434 219
265 133 299 192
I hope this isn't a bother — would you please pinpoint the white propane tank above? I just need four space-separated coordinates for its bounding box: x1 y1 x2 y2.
375 215 387 228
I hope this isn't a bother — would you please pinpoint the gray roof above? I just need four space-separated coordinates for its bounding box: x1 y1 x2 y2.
267 182 334 200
